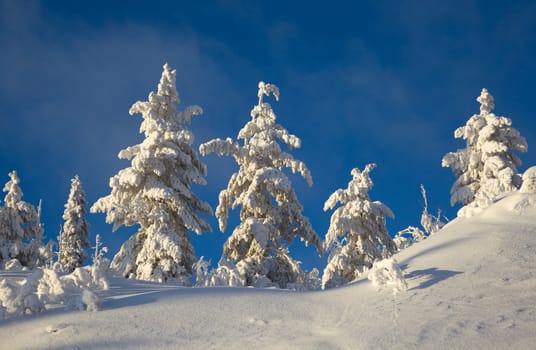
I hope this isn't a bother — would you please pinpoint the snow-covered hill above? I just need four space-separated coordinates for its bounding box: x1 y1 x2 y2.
1 192 535 349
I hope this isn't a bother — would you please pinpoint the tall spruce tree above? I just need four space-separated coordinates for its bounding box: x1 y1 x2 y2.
58 175 91 272
0 171 45 267
442 89 528 217
91 63 212 284
200 82 322 289
322 164 396 290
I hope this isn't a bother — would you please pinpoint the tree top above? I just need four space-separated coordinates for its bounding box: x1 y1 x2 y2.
477 88 494 114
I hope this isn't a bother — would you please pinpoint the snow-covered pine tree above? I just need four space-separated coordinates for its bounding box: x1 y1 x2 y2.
0 171 46 268
91 63 212 284
58 175 91 272
322 164 396 290
200 82 322 289
442 89 528 217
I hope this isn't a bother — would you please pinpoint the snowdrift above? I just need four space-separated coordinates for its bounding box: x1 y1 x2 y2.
1 192 535 349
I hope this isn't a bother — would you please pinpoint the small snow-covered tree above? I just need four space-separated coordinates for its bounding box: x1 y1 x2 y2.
393 184 446 251
322 164 396 290
200 82 322 289
367 258 407 294
442 89 528 217
207 257 246 287
192 256 212 287
0 171 46 268
419 184 445 236
393 226 426 251
520 166 536 193
92 234 109 268
91 63 212 284
58 175 91 272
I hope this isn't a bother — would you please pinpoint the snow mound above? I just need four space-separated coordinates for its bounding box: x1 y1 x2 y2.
0 265 109 319
480 191 536 217
81 289 100 312
367 258 408 294
0 192 535 349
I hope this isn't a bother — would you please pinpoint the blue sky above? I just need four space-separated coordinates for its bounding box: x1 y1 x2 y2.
1 0 535 271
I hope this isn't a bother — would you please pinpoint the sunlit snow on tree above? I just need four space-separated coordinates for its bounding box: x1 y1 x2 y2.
58 175 91 272
0 171 47 268
322 164 396 290
520 166 536 193
442 89 528 217
200 82 322 289
91 63 212 284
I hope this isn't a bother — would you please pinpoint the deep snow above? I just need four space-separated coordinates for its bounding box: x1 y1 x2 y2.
1 192 535 349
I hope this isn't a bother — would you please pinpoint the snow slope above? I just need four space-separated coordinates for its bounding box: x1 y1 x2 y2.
1 193 535 349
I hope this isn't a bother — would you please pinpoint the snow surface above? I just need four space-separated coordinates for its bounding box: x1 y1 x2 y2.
1 192 535 349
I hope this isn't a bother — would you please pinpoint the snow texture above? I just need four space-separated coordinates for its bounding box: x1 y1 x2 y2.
0 171 48 268
322 164 396 289
58 175 91 272
200 82 321 289
91 63 212 284
442 89 528 217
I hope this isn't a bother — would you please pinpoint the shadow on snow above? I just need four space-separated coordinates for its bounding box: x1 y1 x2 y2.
405 268 463 290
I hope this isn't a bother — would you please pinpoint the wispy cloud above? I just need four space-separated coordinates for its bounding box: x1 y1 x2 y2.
0 0 259 244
